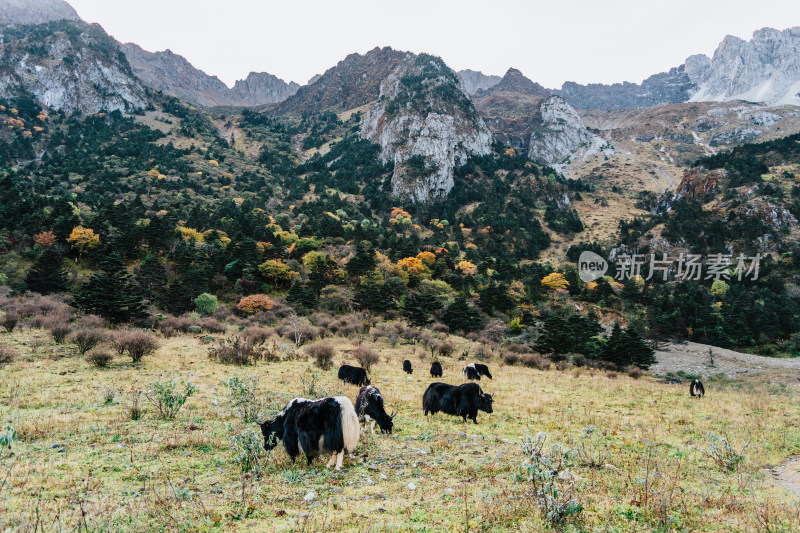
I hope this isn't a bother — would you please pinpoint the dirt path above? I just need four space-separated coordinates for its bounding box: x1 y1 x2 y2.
770 456 800 500
651 341 800 378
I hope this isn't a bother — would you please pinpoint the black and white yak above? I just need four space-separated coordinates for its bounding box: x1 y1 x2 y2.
690 379 705 398
403 360 413 374
430 361 443 378
422 382 494 424
337 364 371 386
462 363 492 381
258 396 360 470
354 386 395 434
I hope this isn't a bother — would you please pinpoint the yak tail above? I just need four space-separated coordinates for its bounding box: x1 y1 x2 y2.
332 396 360 453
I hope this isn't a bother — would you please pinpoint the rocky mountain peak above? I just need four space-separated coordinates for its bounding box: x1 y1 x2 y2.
271 46 409 116
483 68 550 97
456 69 501 95
689 26 800 106
0 0 80 25
360 53 492 202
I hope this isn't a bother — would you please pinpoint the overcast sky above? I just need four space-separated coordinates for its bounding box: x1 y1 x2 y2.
67 0 798 89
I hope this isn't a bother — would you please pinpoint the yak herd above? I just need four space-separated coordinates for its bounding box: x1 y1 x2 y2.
259 357 706 470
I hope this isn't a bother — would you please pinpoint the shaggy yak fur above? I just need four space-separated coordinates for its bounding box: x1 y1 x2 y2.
422 382 494 424
430 361 443 378
259 396 359 470
337 364 370 386
690 379 705 398
403 360 413 374
462 363 492 380
354 386 395 434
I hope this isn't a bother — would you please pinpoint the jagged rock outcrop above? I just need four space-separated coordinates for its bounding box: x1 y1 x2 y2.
271 47 408 116
0 0 80 25
230 72 299 106
689 27 800 106
0 20 148 114
121 43 297 107
471 68 606 165
457 69 501 95
528 95 603 164
556 66 696 110
360 54 492 202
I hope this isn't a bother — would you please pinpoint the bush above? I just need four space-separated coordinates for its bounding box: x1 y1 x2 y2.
223 376 262 422
199 317 226 333
241 326 272 346
307 343 335 370
194 293 219 316
502 350 520 366
45 320 72 343
572 354 588 368
1 311 19 333
704 432 747 472
111 329 160 362
329 314 364 337
437 341 455 358
275 316 319 346
627 366 644 379
522 353 551 370
87 351 113 368
606 371 619 379
69 328 107 355
77 315 107 329
231 429 266 477
237 294 275 314
352 344 379 371
209 336 260 365
145 380 196 419
0 343 17 365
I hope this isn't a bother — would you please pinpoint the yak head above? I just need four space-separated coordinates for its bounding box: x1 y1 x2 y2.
258 415 285 451
479 392 494 414
378 411 397 434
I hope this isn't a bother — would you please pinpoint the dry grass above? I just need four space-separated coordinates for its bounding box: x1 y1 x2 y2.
0 327 799 531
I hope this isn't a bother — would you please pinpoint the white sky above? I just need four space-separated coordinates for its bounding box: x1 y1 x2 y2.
67 0 799 89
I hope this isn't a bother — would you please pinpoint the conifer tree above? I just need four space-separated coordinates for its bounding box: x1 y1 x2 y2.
74 253 146 324
441 295 482 333
25 247 68 295
403 289 443 327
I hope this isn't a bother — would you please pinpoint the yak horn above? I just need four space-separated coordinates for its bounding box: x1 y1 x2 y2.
390 411 397 419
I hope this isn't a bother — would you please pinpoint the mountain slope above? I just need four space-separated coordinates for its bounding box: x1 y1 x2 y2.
121 43 298 107
360 54 492 202
0 20 148 114
0 0 80 25
689 27 800 106
457 69 501 95
270 46 408 116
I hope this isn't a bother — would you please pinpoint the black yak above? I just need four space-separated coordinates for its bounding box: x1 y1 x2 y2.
403 360 413 374
258 396 360 470
338 364 370 386
690 379 705 398
430 361 443 377
462 363 492 380
355 386 395 434
422 382 494 424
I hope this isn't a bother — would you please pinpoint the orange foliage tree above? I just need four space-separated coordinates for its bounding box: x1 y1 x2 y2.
398 257 426 276
456 260 477 276
33 231 57 247
237 294 275 314
541 272 569 291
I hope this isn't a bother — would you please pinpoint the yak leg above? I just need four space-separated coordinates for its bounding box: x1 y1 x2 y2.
335 450 345 470
307 455 314 466
370 420 376 435
326 453 337 469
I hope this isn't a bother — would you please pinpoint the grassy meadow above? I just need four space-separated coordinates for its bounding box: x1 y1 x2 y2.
1 326 799 532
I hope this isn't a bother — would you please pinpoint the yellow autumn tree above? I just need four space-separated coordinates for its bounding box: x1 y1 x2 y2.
67 226 99 255
456 260 477 276
398 257 426 276
416 251 436 267
541 272 569 291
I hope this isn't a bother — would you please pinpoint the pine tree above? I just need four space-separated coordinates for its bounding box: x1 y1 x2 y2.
403 289 442 327
134 254 168 307
441 295 482 333
74 253 146 324
25 247 68 295
346 241 377 277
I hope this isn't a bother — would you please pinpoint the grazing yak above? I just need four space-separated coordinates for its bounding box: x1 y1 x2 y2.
403 360 413 374
355 386 395 434
690 379 705 398
423 382 494 424
258 396 360 470
338 364 370 386
430 361 443 378
462 363 492 381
